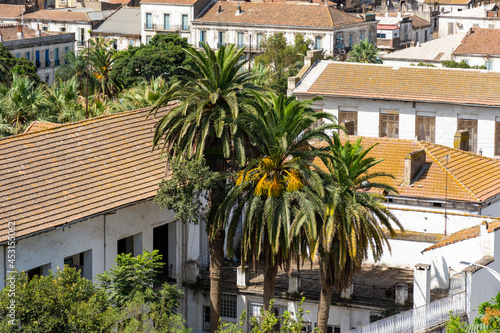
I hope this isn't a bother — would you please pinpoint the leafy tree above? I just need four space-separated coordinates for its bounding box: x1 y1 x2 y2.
0 74 49 136
151 43 260 333
215 92 337 312
0 43 40 84
0 267 115 332
155 155 220 224
111 34 193 90
447 292 500 332
296 136 402 332
97 249 165 307
347 40 382 64
47 77 85 123
55 50 99 94
254 33 312 94
442 60 486 69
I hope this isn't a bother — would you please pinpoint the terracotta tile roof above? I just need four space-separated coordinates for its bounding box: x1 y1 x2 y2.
0 4 25 19
23 121 62 134
0 107 172 243
22 9 91 22
140 0 200 5
454 28 500 56
410 15 430 28
0 26 50 42
194 2 364 28
313 136 500 203
294 61 500 107
423 220 500 251
423 0 471 5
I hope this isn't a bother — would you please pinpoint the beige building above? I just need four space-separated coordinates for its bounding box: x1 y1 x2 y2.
0 24 74 84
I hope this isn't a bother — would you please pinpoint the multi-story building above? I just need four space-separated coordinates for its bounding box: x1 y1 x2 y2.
0 24 74 84
140 0 212 45
191 1 378 56
92 7 141 50
438 3 500 37
290 53 500 158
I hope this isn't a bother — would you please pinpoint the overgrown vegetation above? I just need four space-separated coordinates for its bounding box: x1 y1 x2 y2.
442 60 487 70
446 292 500 332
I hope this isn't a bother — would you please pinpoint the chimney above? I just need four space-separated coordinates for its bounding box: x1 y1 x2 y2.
35 24 41 37
236 3 242 15
413 263 431 308
453 130 469 151
288 271 302 293
217 3 222 13
236 266 249 288
480 221 489 236
17 25 23 39
397 10 402 18
402 149 426 186
395 283 409 305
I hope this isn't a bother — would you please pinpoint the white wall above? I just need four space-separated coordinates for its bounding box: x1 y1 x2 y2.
140 3 193 44
24 20 92 52
0 200 196 290
299 95 500 158
439 16 500 38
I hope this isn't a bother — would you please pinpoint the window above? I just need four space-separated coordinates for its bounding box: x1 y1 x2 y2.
489 24 495 29
360 32 364 41
495 117 500 156
117 233 142 256
60 27 66 32
15 53 20 58
218 31 225 48
35 50 41 68
164 13 170 30
27 263 51 280
327 327 341 333
55 48 60 66
457 116 477 152
486 60 492 70
473 23 479 28
64 250 92 279
45 74 50 83
377 33 386 38
221 294 237 318
379 109 399 138
64 46 69 64
26 51 30 61
113 40 117 49
256 33 263 50
45 49 50 67
146 35 152 44
237 32 244 48
203 306 210 331
415 113 436 142
42 26 48 31
416 31 419 42
314 36 322 50
129 40 135 47
182 14 188 30
338 107 358 135
145 12 152 29
424 30 428 42
200 30 206 47
368 31 373 43
349 34 353 46
448 22 454 35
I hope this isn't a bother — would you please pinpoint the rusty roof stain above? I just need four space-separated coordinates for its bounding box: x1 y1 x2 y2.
313 136 500 203
0 107 172 242
423 220 500 251
454 28 500 56
295 61 500 107
194 2 364 28
0 4 25 18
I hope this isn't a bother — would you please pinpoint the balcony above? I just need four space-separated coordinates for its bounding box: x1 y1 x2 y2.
54 59 60 66
144 23 188 32
45 59 51 67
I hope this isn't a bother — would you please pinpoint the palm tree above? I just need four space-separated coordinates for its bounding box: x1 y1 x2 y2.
116 76 170 111
295 136 402 332
0 74 48 136
347 40 382 64
215 92 338 312
150 43 259 333
47 77 85 123
0 58 10 83
89 36 116 97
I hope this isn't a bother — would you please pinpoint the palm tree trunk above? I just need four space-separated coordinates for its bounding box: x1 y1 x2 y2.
263 230 278 312
317 258 334 333
209 227 225 333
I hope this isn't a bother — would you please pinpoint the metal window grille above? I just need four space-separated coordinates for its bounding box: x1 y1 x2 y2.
221 294 237 318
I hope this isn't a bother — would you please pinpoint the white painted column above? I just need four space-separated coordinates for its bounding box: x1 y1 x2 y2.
414 263 431 308
339 308 351 333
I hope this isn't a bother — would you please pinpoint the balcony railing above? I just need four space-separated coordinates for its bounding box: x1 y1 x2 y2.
45 59 51 67
144 23 189 32
348 292 466 333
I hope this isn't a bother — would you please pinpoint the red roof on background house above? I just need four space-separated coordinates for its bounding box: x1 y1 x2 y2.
378 24 399 30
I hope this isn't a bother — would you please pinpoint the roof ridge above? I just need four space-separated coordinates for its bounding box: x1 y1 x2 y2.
0 106 155 143
327 5 335 26
418 141 480 201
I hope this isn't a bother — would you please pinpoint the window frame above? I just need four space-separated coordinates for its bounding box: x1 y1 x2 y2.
379 109 399 138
